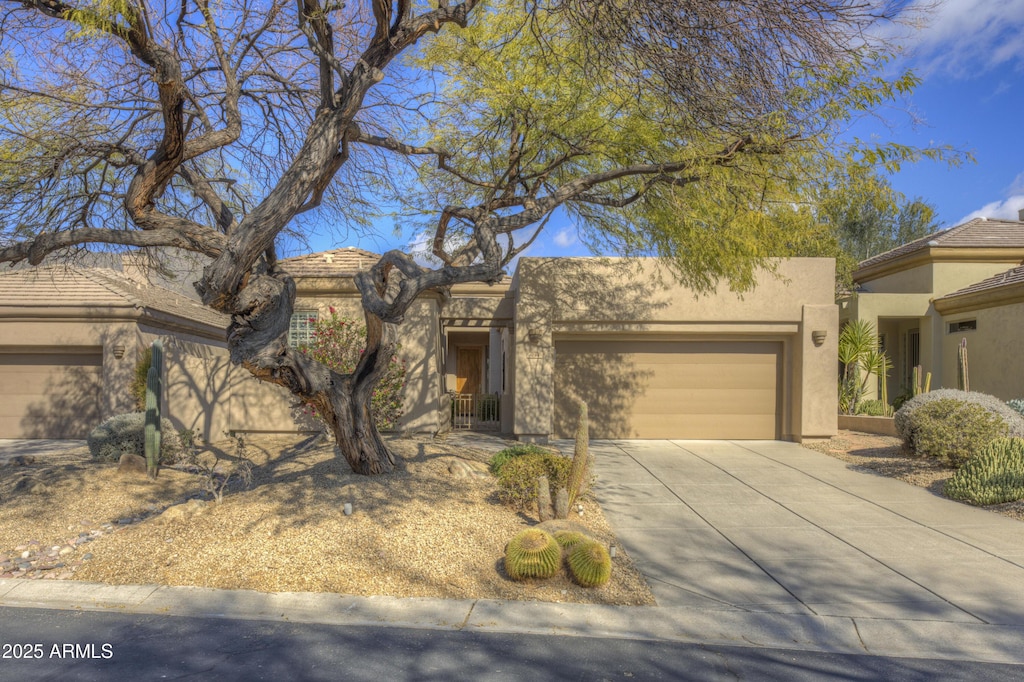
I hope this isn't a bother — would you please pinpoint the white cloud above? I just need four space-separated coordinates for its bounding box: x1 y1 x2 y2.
959 195 1024 222
552 227 578 248
895 0 1024 76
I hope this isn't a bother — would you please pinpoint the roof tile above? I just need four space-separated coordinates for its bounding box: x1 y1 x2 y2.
857 218 1024 271
937 264 1024 301
0 266 228 329
280 247 381 277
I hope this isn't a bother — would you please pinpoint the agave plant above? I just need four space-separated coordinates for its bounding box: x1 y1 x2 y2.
838 320 892 415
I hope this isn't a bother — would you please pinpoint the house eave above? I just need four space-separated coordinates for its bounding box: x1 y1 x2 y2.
934 282 1024 315
853 247 1024 284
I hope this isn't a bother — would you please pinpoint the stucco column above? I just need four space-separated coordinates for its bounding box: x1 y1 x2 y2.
102 323 137 420
512 310 553 442
800 304 839 440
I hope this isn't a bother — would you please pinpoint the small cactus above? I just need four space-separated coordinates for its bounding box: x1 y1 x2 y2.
945 438 1024 505
504 528 561 581
957 338 970 392
143 339 164 479
567 540 612 588
536 475 552 521
553 530 589 550
567 401 590 509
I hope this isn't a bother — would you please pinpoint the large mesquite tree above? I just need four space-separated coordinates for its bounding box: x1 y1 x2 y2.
0 0 938 474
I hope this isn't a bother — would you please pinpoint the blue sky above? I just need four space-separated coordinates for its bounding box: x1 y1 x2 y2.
306 0 1024 260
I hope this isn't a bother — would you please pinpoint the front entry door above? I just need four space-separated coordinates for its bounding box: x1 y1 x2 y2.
456 347 484 394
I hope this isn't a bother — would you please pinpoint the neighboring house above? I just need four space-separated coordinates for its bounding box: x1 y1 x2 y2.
0 265 227 439
1 248 839 443
839 214 1024 403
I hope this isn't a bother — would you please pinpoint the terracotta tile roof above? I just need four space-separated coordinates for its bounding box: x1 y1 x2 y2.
0 266 228 329
937 264 1024 301
280 247 381 277
857 218 1024 271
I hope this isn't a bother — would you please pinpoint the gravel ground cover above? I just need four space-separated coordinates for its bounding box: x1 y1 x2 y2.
0 434 654 605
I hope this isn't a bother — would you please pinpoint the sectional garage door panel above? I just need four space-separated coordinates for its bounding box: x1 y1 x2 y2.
553 340 781 440
0 351 103 438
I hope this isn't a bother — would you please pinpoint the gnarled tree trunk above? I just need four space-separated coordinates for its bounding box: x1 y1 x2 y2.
220 263 400 475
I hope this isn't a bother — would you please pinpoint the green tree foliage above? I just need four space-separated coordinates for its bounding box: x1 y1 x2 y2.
818 161 940 287
0 0 958 474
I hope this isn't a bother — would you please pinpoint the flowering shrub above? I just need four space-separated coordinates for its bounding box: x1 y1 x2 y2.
298 309 407 431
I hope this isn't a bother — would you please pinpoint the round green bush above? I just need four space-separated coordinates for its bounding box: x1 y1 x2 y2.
87 412 183 464
488 443 551 475
894 389 1024 448
504 528 561 581
908 399 1008 467
945 438 1024 506
496 452 571 509
567 540 612 588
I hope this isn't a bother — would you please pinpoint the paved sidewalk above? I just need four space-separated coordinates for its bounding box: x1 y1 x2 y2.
2 437 1024 665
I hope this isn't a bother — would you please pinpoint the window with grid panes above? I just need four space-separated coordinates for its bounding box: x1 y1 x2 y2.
289 311 317 347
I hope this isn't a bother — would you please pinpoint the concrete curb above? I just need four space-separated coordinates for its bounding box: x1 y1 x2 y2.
3 579 1023 665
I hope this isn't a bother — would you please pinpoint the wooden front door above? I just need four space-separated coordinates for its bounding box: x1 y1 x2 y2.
456 347 484 395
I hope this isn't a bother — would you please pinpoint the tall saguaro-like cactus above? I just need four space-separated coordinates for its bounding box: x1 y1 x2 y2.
957 338 970 392
144 339 164 479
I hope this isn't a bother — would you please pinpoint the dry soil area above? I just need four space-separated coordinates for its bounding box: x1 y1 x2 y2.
0 435 654 605
3 430 1021 601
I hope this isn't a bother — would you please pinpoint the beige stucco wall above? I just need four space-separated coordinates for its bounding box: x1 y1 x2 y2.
938 304 1024 400
512 257 838 442
171 286 445 437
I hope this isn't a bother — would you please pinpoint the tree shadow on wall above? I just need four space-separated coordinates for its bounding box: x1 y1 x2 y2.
16 351 104 440
520 258 673 439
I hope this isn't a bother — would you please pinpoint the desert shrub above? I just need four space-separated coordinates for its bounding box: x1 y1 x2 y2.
855 399 888 417
488 443 550 475
945 438 1024 506
894 389 1024 449
87 412 182 464
1006 399 1024 417
496 452 571 508
909 399 1008 467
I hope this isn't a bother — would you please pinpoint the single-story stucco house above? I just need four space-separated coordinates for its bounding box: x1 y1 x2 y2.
839 213 1024 403
1 250 839 443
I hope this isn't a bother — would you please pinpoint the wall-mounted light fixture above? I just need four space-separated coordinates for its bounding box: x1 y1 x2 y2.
112 344 126 359
527 328 543 344
811 330 827 347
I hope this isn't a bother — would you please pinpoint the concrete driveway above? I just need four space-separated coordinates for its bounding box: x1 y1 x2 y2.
561 439 1024 627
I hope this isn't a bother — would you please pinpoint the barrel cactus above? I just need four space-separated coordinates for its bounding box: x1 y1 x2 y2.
567 540 612 588
553 530 589 550
504 528 561 581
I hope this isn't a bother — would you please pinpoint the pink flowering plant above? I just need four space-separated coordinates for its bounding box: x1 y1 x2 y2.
298 308 407 431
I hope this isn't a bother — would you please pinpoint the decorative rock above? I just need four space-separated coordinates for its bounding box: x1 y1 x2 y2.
30 483 50 495
82 553 93 561
156 499 209 524
117 453 148 477
58 546 75 557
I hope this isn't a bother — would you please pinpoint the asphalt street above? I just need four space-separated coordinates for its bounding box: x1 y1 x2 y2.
2 607 1022 681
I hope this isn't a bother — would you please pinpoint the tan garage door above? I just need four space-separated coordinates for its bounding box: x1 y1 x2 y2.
553 340 781 439
0 350 103 439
